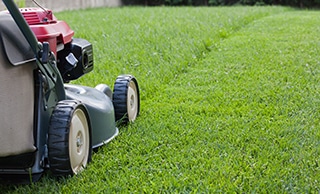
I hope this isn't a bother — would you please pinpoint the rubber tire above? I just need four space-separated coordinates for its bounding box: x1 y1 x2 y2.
113 75 140 124
48 100 92 177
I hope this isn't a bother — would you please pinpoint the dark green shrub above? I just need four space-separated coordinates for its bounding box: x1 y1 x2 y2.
208 0 225 5
122 0 320 7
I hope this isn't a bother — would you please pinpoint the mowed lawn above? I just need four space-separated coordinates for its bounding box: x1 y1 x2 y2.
3 6 320 193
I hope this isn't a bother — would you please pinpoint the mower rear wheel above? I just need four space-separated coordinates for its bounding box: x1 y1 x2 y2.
48 100 91 177
113 75 140 124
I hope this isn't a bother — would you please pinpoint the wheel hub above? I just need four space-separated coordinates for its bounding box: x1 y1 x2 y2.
130 95 134 108
76 132 83 152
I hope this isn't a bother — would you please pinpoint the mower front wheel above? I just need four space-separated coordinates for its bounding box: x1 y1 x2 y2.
113 75 140 124
48 100 92 177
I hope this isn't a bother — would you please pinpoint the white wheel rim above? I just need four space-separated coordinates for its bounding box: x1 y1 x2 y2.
127 81 138 121
69 108 89 174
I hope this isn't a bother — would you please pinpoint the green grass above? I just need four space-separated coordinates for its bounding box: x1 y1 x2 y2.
3 6 320 193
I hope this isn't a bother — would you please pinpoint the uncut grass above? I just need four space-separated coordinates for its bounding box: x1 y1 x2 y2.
3 6 320 193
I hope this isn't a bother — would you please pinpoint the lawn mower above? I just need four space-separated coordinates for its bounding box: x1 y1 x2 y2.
0 0 140 183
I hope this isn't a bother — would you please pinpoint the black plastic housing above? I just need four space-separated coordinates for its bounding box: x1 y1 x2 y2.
57 38 94 82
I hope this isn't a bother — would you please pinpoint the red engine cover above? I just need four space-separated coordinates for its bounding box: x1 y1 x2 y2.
20 8 74 55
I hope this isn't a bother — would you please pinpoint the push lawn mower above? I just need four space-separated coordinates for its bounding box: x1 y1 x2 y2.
0 0 140 183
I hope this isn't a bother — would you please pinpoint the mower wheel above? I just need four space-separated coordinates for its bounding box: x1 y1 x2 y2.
48 100 92 177
113 75 140 124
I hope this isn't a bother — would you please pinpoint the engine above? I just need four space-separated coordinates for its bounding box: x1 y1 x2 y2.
20 7 93 82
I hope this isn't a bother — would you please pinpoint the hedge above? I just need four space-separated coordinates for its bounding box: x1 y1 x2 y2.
122 0 320 7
